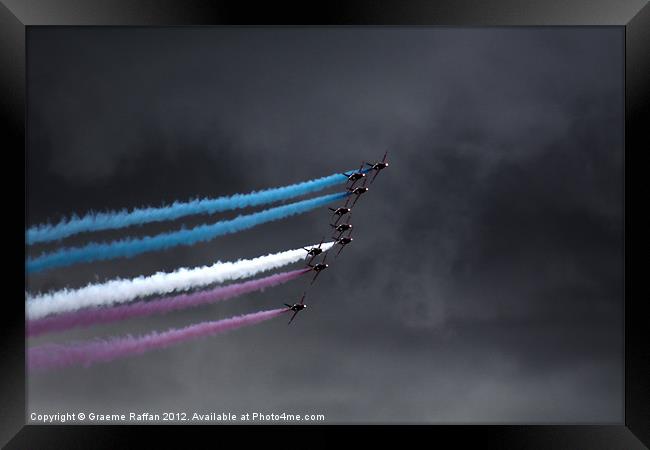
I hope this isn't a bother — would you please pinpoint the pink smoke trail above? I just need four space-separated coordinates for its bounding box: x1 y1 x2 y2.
28 269 309 337
28 308 287 371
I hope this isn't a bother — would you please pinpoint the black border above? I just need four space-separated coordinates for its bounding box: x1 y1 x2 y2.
2 1 648 447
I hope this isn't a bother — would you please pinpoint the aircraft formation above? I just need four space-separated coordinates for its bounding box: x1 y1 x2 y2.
283 151 389 324
26 150 389 370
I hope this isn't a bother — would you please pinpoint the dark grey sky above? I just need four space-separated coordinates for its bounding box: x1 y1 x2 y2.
26 27 623 423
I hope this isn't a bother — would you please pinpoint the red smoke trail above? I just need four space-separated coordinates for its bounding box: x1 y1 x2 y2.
28 308 287 372
28 268 308 337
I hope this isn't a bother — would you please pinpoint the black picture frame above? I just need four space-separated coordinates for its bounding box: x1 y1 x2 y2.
3 1 647 447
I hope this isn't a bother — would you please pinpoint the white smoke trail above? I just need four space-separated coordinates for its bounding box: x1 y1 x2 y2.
26 241 333 320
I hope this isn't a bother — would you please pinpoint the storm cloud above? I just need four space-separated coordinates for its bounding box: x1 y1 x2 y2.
26 27 623 423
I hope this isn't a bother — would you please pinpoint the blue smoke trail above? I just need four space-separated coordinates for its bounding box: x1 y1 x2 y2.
26 192 349 274
27 169 366 244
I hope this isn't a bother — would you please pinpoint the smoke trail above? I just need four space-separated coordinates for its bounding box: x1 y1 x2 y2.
28 308 287 371
28 268 309 336
27 169 365 244
26 191 347 273
27 241 333 320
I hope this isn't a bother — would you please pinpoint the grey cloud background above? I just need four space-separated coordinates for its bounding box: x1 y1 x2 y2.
26 27 623 423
